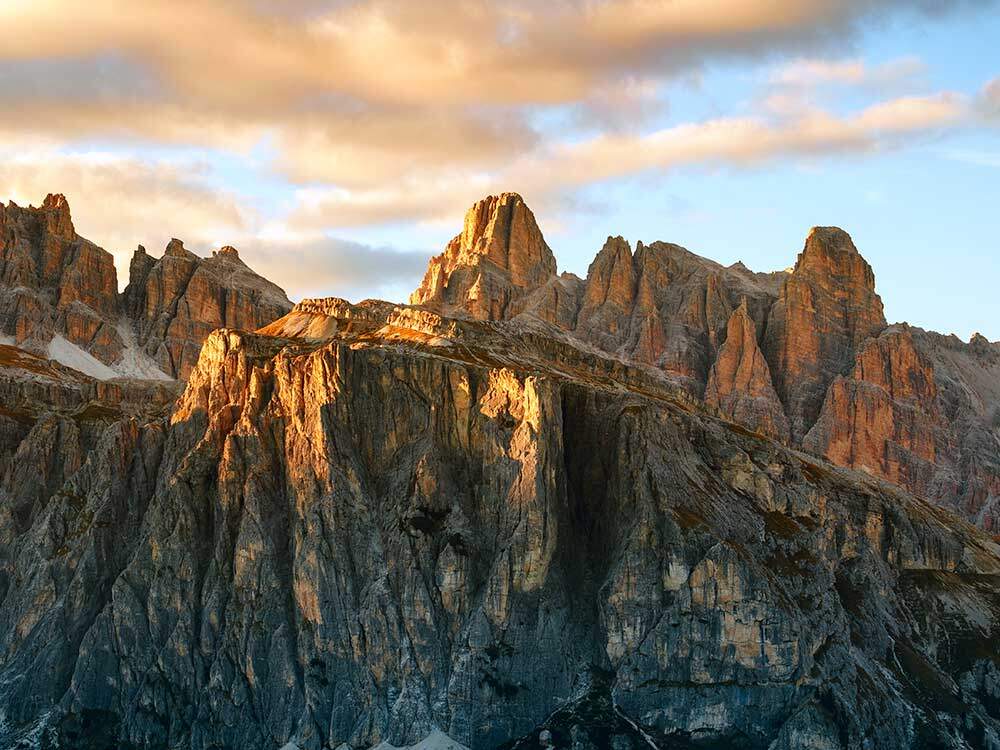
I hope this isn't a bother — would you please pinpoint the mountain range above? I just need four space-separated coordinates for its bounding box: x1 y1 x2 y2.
0 192 997 749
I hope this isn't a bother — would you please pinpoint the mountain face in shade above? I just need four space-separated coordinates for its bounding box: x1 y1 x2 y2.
0 195 292 380
0 191 999 749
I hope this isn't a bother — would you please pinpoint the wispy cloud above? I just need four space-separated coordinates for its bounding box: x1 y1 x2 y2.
287 91 974 228
769 56 926 88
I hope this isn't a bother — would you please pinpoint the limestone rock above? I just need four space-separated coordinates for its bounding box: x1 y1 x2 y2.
0 309 997 749
705 301 790 442
764 227 887 441
574 236 635 350
409 193 559 321
125 239 292 378
0 195 123 363
804 326 941 488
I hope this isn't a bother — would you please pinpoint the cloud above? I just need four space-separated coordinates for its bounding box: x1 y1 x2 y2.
0 0 995 304
286 91 973 228
769 56 926 88
242 236 430 301
0 0 987 190
977 76 1000 118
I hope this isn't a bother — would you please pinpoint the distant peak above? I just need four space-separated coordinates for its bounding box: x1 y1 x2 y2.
42 193 69 211
39 192 74 235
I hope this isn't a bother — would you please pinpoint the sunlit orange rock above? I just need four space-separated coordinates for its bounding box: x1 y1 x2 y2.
764 227 887 441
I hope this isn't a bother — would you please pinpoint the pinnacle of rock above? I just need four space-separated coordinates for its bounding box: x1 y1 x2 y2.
410 191 558 320
164 238 191 257
764 225 887 441
705 300 789 441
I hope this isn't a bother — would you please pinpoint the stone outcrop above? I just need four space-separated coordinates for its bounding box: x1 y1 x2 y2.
763 227 887 441
0 195 292 381
0 304 998 749
705 300 790 442
0 194 124 363
123 240 292 379
804 326 943 489
410 192 559 321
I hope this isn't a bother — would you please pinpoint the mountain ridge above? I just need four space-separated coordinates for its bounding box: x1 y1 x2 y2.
0 190 998 748
0 194 292 380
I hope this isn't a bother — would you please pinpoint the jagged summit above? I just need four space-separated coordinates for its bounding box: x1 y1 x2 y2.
0 193 292 380
400 191 1000 529
409 192 557 320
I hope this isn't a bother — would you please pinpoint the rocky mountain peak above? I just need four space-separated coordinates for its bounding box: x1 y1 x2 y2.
457 192 556 285
796 226 878 290
764 226 887 441
39 192 74 237
705 297 789 441
410 192 558 320
164 237 194 258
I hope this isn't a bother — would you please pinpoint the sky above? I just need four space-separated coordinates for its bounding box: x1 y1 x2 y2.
0 0 998 339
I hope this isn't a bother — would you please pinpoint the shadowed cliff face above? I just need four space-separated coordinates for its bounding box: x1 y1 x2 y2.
0 305 998 749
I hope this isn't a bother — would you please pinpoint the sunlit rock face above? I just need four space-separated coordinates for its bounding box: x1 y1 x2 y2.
0 304 998 749
0 195 292 381
705 301 790 442
410 192 559 322
763 227 887 442
0 194 124 364
123 240 292 379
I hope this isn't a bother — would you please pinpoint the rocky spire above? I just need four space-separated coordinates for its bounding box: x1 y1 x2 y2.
40 193 74 238
409 192 558 320
764 226 887 441
705 299 789 441
575 236 635 347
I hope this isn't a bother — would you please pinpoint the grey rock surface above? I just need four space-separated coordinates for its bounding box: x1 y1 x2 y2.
0 304 996 749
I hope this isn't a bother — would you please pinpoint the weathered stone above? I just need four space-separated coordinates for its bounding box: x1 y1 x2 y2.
0 194 123 362
705 300 790 442
0 304 998 749
125 239 292 378
764 227 887 441
410 193 558 321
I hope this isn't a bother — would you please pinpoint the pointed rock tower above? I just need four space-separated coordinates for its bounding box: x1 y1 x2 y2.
764 227 886 441
410 192 558 321
705 300 790 442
